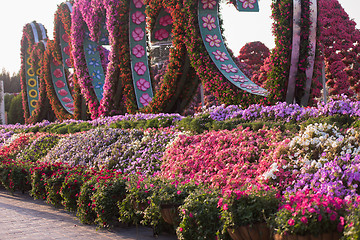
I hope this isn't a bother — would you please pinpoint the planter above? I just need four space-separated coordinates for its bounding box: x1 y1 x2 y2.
274 232 340 240
160 204 180 225
227 223 271 240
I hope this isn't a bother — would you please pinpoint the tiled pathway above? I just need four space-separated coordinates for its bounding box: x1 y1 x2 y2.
0 190 177 240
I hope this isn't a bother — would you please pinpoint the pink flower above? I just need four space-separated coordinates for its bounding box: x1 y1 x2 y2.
132 44 145 58
159 15 173 26
178 227 183 232
221 64 238 73
154 29 169 41
65 103 74 108
330 214 337 221
240 0 256 9
202 14 216 31
177 190 181 195
132 27 144 41
132 11 145 25
140 93 152 106
53 69 63 78
55 80 65 88
223 204 228 211
212 50 228 62
134 62 147 75
288 219 295 226
318 214 322 222
230 75 247 83
133 0 144 9
301 217 308 224
202 0 216 9
206 34 221 47
136 78 150 91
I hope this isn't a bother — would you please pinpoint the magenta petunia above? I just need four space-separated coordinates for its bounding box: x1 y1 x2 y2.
288 219 295 226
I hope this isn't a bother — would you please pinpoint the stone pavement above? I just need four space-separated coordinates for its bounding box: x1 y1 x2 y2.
0 190 177 240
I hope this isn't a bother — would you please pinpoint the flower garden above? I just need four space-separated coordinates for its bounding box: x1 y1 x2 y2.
1 96 360 239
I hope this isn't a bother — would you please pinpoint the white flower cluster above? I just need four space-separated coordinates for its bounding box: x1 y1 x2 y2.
289 123 360 170
261 162 279 180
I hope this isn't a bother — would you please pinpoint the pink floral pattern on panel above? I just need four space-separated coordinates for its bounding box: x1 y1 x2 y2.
201 0 216 9
252 89 267 94
202 14 216 31
53 69 63 78
230 75 248 83
132 27 145 41
62 33 69 43
206 34 221 47
212 50 229 62
58 89 68 97
132 44 145 58
65 58 72 68
136 78 150 91
240 0 256 9
55 80 65 88
155 29 169 41
221 64 238 73
133 0 144 8
65 103 74 108
134 62 147 75
132 11 145 25
52 59 60 67
140 93 152 106
62 97 72 103
63 46 71 56
240 83 259 90
159 15 173 26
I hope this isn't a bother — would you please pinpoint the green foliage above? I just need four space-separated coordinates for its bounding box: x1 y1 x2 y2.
76 177 97 224
92 175 127 228
344 202 360 240
8 93 24 124
109 117 177 130
177 189 228 240
221 188 280 231
45 169 70 207
16 134 60 162
4 94 14 112
301 114 356 130
0 160 32 193
177 114 214 134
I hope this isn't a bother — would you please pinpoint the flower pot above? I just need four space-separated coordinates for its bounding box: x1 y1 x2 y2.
274 233 339 240
227 223 271 240
160 204 179 225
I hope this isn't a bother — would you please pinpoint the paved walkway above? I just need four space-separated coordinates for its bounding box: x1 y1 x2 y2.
0 190 177 240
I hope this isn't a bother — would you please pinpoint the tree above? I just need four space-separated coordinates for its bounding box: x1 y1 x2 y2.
8 93 25 124
237 41 270 74
0 68 21 93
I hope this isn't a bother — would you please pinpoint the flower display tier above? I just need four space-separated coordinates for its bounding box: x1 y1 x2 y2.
20 0 360 123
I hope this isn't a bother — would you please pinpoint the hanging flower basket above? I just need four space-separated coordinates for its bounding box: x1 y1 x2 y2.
160 203 180 225
227 223 271 240
274 232 340 240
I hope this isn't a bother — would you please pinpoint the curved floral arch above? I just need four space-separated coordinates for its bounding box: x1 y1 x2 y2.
21 0 358 123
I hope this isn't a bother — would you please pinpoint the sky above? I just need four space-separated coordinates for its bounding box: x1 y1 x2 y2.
0 0 359 74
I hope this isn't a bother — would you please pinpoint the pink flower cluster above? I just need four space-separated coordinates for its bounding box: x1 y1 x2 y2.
160 126 289 190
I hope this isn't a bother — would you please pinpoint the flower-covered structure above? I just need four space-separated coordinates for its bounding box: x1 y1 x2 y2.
20 0 360 123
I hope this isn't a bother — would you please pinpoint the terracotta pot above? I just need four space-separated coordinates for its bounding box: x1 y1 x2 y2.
227 223 272 240
160 204 179 225
275 233 339 240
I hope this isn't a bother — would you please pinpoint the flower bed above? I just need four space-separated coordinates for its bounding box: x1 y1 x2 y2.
1 100 360 238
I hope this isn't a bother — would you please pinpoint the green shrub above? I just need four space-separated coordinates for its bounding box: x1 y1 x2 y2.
77 177 97 224
8 93 24 124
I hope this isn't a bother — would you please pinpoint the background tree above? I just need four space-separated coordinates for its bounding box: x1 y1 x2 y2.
237 41 270 75
8 93 25 124
0 68 21 93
